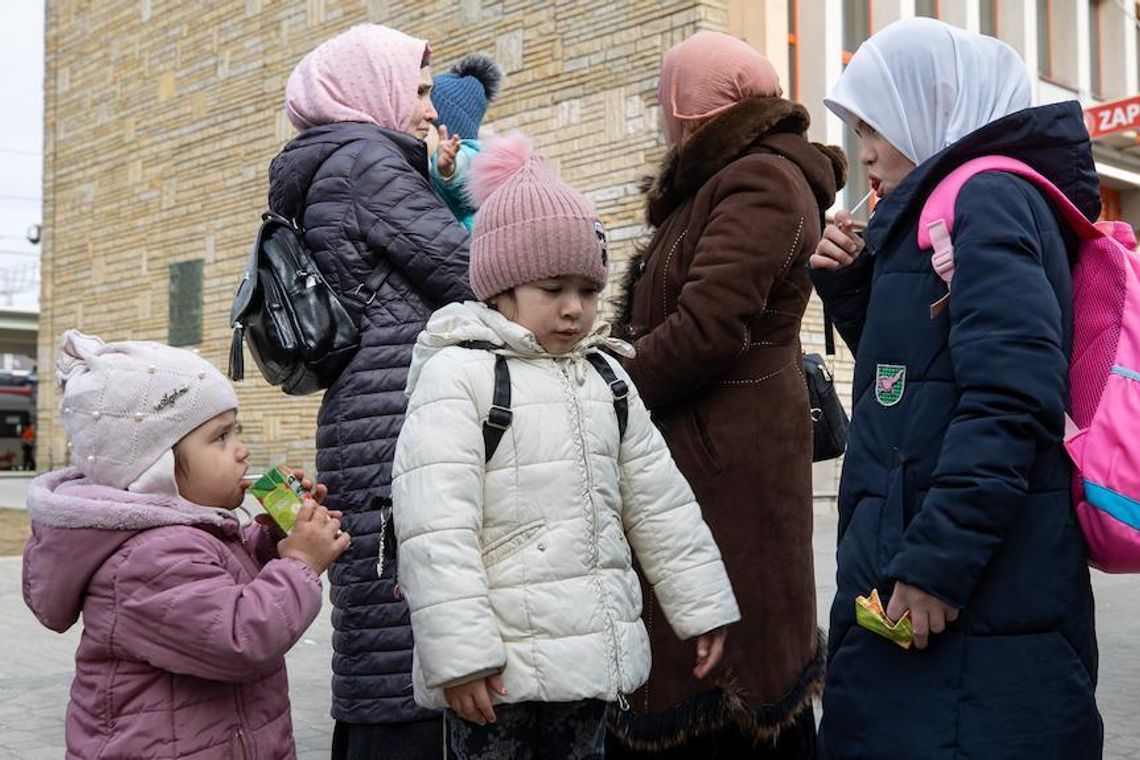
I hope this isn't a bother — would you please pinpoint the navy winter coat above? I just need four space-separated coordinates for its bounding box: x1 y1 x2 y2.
812 102 1102 758
268 122 472 724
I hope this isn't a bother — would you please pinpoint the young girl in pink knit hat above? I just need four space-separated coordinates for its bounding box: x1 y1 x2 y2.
390 133 740 758
22 331 349 759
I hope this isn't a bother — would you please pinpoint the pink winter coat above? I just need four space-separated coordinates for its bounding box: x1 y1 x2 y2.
22 468 323 759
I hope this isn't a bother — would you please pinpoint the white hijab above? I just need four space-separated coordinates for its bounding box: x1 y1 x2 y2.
824 17 1031 166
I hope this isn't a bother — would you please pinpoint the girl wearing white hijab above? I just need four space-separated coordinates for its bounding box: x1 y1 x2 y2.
810 17 1102 760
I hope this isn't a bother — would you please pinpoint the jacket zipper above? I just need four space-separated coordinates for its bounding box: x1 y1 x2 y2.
560 361 629 710
235 727 249 760
233 676 251 760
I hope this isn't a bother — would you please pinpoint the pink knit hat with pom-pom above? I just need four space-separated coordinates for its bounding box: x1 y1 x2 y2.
468 132 608 300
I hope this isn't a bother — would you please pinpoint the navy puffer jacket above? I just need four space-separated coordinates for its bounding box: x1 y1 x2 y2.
268 122 472 723
812 102 1102 758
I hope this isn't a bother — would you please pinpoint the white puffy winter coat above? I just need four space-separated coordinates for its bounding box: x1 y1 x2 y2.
392 302 740 710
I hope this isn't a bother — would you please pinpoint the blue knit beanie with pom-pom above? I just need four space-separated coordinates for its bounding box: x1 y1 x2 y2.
431 54 503 140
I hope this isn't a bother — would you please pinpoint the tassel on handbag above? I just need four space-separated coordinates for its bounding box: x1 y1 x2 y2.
228 323 245 382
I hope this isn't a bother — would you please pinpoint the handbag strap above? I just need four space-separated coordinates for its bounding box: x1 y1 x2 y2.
353 264 393 308
823 300 836 357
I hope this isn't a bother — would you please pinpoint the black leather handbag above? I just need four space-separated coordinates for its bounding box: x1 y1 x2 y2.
805 307 849 462
227 212 389 395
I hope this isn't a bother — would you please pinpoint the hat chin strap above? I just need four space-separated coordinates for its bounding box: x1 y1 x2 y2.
127 449 181 498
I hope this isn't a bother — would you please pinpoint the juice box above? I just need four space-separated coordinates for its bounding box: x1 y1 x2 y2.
247 465 308 533
855 588 914 649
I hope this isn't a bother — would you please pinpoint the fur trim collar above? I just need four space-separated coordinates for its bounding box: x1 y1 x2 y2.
644 96 845 227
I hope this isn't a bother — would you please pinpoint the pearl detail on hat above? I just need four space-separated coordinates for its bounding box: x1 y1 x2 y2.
91 411 101 420
148 365 156 374
134 412 144 422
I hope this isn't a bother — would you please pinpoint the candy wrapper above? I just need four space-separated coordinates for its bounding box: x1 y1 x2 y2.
247 465 308 533
855 588 914 649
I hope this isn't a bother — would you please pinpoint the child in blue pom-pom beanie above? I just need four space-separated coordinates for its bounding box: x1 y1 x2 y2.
429 53 504 230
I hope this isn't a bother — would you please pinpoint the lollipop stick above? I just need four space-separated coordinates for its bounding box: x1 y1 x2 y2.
849 189 874 216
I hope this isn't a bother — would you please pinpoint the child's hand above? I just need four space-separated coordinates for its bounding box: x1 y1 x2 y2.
434 125 461 179
693 626 727 679
290 469 328 504
278 500 350 575
886 581 959 650
810 210 866 271
254 507 342 542
444 674 508 726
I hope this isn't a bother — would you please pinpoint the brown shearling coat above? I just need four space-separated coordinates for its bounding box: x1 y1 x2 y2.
611 96 845 749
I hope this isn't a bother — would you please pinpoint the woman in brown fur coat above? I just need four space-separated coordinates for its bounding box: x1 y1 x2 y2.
608 31 845 758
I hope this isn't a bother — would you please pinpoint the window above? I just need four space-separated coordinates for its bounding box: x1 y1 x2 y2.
980 0 1000 37
787 0 799 100
843 0 873 217
1090 1 1105 98
168 259 203 347
1037 0 1053 78
915 0 940 18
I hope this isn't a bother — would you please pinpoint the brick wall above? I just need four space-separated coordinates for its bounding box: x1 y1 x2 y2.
41 1 842 491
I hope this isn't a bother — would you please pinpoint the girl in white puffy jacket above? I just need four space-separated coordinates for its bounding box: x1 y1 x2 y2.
391 133 741 759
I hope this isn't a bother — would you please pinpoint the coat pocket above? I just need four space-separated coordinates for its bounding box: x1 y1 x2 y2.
482 520 546 568
683 405 723 476
957 632 1099 757
878 453 907 577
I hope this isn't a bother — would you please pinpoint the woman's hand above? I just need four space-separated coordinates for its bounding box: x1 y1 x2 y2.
886 581 959 650
693 627 727 679
810 210 866 271
444 674 509 726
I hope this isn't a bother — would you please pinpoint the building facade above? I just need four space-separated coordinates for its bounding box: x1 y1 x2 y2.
40 1 1138 500
40 0 764 476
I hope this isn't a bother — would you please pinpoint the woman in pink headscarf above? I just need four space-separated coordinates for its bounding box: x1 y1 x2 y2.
267 24 473 760
611 31 846 758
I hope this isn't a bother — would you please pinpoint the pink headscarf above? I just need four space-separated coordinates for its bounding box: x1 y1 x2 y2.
657 31 783 145
285 24 431 133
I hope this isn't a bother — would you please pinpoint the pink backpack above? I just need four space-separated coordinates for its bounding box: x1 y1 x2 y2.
918 155 1140 573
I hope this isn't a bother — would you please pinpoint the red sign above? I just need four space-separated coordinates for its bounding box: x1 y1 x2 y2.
1085 95 1140 140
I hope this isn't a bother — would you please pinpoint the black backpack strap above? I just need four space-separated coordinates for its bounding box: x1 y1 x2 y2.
585 352 628 440
484 355 512 462
458 341 513 462
458 344 627 460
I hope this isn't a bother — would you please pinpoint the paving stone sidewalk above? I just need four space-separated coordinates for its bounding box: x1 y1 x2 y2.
1 509 1137 758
